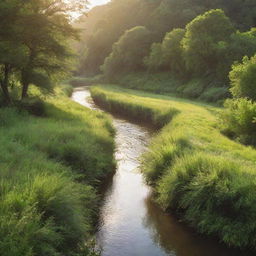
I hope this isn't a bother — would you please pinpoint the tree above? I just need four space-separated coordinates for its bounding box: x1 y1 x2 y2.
161 28 185 75
229 55 256 101
0 0 26 103
18 0 89 99
182 9 235 78
229 28 256 62
0 0 88 103
144 43 163 71
102 26 153 78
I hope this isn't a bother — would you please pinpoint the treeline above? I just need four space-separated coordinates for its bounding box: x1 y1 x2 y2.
76 0 256 102
77 0 256 76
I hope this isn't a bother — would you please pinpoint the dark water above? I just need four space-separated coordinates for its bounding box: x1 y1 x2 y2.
72 86 248 256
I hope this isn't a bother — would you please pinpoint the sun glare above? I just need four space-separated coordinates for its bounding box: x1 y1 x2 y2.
89 0 111 9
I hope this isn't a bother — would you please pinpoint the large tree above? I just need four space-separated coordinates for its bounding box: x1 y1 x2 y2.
182 9 235 79
102 26 153 78
0 0 88 103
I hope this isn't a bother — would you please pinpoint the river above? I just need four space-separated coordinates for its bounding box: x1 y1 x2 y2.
72 86 247 256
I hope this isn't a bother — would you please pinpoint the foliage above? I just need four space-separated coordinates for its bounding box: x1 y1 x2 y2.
76 0 158 75
101 26 153 78
118 72 182 94
145 28 186 75
221 98 256 145
229 29 256 64
199 87 229 103
112 73 227 103
90 85 256 249
0 0 88 103
229 55 256 100
182 9 235 78
144 43 164 71
161 29 186 75
76 0 256 76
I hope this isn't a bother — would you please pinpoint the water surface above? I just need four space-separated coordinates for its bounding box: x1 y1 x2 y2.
72 86 249 256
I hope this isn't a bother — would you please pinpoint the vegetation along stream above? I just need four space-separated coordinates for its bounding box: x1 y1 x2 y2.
72 86 248 256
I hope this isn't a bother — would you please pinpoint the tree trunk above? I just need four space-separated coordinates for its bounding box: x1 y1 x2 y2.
0 64 11 104
21 82 29 99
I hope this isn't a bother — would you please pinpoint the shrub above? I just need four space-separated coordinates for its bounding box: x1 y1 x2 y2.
221 98 256 145
119 72 182 94
200 87 229 102
181 79 205 98
229 55 256 100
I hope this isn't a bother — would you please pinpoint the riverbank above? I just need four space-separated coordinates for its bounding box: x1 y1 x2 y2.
0 85 115 255
90 84 256 250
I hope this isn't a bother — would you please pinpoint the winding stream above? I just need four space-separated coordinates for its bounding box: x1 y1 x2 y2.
72 86 247 256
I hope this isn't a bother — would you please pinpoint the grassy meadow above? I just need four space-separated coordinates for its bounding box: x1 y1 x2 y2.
0 85 115 256
90 84 256 250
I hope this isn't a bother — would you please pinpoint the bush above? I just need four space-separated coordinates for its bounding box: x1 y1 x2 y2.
221 98 256 145
157 153 256 249
180 79 205 98
200 87 229 102
119 72 182 94
229 55 256 100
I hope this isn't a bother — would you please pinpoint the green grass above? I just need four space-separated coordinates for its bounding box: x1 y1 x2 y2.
116 72 229 103
90 84 256 250
0 85 115 256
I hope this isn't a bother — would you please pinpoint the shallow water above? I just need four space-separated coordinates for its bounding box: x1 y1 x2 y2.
72 86 248 256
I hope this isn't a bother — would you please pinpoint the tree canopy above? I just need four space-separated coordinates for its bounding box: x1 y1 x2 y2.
0 0 87 103
102 26 153 78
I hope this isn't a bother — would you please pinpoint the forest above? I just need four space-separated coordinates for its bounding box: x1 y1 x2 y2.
1 0 256 255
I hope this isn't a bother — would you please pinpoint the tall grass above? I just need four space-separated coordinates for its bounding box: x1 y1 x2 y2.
90 84 256 250
0 85 115 255
116 72 229 103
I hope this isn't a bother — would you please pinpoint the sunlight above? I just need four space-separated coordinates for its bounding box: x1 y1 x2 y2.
70 0 111 20
89 0 111 8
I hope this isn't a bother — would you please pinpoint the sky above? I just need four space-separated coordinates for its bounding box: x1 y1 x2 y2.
89 0 111 9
